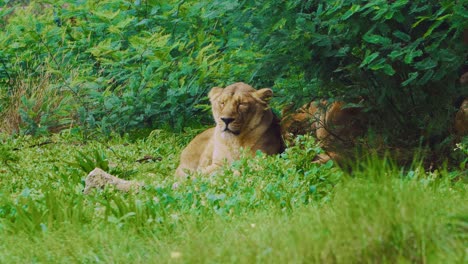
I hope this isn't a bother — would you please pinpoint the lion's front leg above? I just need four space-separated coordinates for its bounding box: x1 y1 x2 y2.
200 151 225 176
194 140 225 176
200 164 223 175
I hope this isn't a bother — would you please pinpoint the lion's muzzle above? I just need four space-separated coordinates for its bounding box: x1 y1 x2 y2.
220 117 240 135
221 117 235 125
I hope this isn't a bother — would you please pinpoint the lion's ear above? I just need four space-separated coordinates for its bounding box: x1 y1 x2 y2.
254 88 273 103
208 87 223 101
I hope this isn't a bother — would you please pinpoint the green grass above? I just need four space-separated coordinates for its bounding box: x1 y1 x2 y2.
0 131 466 263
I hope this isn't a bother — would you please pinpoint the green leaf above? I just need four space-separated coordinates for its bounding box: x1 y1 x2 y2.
342 4 361 20
369 58 387 71
272 18 287 31
391 0 409 8
336 46 350 57
402 72 419 86
363 34 392 46
381 64 396 76
423 20 444 39
360 52 380 67
388 49 406 60
414 58 437 70
412 16 429 28
392 31 411 42
417 70 434 85
404 49 423 64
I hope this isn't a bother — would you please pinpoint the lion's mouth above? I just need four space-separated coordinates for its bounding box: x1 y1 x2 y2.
222 126 240 135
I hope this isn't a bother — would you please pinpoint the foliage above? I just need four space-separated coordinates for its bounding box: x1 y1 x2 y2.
455 136 468 169
0 0 258 135
1 0 466 154
68 149 110 173
230 0 467 145
0 2 466 261
0 131 466 262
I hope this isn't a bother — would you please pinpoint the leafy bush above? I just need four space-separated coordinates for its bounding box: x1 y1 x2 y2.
0 0 258 135
1 0 466 161
230 0 467 146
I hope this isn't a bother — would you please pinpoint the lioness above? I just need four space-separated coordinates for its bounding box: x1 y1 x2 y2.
175 82 285 178
454 98 468 136
281 100 367 163
83 82 285 193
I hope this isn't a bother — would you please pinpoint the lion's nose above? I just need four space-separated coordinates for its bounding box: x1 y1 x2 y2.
221 117 235 125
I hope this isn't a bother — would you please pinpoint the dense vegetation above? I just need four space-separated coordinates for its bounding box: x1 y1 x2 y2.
0 0 467 262
1 1 466 141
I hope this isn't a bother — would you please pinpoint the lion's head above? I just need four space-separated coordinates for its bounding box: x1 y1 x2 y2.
208 82 273 137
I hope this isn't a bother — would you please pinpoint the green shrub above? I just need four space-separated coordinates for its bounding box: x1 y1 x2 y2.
0 0 258 135
231 0 467 147
1 0 466 162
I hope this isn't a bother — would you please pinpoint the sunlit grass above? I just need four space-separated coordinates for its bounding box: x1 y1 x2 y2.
0 132 466 263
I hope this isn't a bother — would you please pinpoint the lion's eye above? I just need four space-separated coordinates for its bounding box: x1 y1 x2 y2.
219 102 225 107
238 102 248 109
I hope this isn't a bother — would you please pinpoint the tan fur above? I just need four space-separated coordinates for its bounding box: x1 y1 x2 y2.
281 102 320 140
460 72 468 85
84 168 142 194
281 100 366 163
175 82 285 178
316 101 367 149
454 99 468 136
